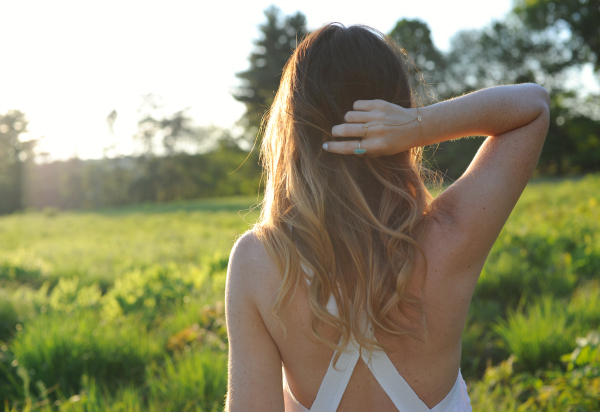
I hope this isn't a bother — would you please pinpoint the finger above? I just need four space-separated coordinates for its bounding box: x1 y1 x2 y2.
353 99 389 112
322 140 366 155
332 123 387 138
331 123 367 138
323 139 385 156
344 110 384 123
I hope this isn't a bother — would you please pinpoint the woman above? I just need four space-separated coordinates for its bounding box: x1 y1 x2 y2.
225 23 550 412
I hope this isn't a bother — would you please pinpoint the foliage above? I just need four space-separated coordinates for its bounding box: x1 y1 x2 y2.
1 4 598 213
234 5 600 181
0 197 254 408
469 332 600 411
101 263 222 327
48 278 102 314
541 93 600 174
233 6 308 139
515 0 600 71
461 174 600 377
134 94 197 156
388 19 446 105
131 94 239 157
0 198 257 294
387 16 600 178
23 145 262 210
568 280 600 329
0 110 36 214
494 297 577 373
146 349 228 412
0 176 599 410
0 289 20 341
10 311 162 399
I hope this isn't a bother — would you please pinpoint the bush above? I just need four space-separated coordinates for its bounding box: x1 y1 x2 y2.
474 234 579 310
101 259 226 327
3 374 144 412
0 253 49 289
49 278 102 314
101 263 211 325
147 349 228 412
0 290 19 342
0 285 46 342
10 311 161 400
160 302 228 353
568 280 600 330
493 297 577 373
469 331 600 411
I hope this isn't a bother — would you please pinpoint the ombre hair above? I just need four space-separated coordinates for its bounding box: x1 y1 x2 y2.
253 23 433 363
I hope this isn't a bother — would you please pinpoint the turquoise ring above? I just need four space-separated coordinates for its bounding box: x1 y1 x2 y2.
354 141 367 155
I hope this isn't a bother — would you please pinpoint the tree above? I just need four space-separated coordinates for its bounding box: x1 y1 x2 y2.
0 110 36 213
388 19 447 103
515 0 600 71
439 19 600 176
233 6 308 140
134 94 197 156
386 16 600 178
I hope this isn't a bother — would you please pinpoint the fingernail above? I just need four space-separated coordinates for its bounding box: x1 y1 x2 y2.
323 143 329 150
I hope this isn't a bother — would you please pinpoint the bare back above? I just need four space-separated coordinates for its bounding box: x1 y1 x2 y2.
225 83 550 411
247 214 478 410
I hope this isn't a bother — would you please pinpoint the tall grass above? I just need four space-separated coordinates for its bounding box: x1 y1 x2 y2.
493 297 577 372
147 349 228 412
0 177 599 410
11 311 162 399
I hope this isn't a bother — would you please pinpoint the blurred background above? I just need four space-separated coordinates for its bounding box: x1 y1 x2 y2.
1 0 598 213
0 0 599 410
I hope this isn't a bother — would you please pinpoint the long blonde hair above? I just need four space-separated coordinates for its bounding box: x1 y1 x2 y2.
253 23 433 364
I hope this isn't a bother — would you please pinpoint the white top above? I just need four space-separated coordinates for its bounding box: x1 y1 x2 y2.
282 263 472 412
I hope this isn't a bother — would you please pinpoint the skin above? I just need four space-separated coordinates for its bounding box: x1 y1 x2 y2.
225 84 551 411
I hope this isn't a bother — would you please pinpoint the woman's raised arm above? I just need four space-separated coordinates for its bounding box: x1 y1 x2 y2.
325 83 549 158
325 84 550 277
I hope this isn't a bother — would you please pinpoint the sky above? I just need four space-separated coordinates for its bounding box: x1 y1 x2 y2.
0 0 519 160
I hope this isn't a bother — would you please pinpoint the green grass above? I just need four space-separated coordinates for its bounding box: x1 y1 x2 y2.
493 296 577 373
146 349 228 412
0 177 599 411
0 196 259 292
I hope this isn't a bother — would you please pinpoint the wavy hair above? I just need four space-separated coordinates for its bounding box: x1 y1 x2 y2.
253 23 433 364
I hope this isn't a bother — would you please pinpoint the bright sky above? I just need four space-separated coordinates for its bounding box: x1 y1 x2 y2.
0 0 518 160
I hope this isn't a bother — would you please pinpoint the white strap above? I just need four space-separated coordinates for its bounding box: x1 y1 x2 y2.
304 323 461 412
361 325 460 412
309 338 361 412
361 348 431 412
430 376 460 412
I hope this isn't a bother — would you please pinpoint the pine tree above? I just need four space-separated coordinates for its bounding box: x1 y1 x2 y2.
233 6 308 141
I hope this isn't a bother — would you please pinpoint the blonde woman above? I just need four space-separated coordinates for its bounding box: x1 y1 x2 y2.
225 23 549 412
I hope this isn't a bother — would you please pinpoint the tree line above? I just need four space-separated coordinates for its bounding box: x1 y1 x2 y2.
1 0 598 214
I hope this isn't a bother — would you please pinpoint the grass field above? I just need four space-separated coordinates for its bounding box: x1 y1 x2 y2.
1 175 599 411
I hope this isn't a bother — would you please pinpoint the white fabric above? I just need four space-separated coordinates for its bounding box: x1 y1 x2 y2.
282 262 472 411
283 338 471 412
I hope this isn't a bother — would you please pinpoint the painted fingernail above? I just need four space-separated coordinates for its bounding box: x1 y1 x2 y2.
323 143 329 150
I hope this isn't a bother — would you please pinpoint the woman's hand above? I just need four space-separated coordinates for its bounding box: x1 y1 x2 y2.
323 99 422 156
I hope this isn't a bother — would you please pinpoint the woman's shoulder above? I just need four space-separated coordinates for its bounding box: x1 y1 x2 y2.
230 229 265 261
227 229 281 302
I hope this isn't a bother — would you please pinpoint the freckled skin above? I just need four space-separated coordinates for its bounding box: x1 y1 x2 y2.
226 84 550 411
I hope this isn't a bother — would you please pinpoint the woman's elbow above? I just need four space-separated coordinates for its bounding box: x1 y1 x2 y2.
527 83 551 113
